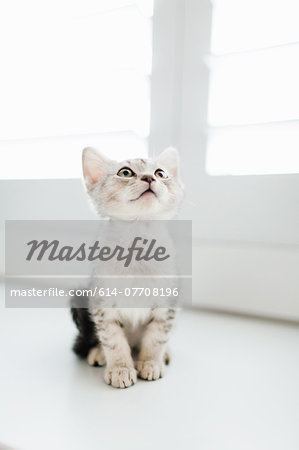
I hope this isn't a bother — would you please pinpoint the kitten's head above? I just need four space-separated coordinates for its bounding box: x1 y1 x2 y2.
82 147 184 220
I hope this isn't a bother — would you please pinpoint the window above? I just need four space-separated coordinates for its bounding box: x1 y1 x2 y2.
206 0 299 175
0 0 153 179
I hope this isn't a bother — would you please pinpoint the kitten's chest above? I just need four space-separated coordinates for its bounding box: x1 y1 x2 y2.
117 308 152 346
118 307 151 327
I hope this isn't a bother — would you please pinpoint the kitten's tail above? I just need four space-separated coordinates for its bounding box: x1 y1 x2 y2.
70 294 99 358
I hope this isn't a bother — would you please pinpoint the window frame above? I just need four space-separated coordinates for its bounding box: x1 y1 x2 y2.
150 0 299 320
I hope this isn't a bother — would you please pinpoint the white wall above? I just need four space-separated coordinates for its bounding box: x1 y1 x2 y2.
1 0 298 321
150 0 299 321
0 179 94 274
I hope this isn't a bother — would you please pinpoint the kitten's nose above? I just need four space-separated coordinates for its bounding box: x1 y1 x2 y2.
141 175 154 183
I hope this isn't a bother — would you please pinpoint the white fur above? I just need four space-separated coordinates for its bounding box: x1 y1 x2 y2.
82 147 184 220
82 147 183 365
87 345 106 366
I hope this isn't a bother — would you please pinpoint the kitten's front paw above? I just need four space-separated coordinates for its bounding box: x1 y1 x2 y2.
136 360 165 381
104 366 137 388
87 345 106 367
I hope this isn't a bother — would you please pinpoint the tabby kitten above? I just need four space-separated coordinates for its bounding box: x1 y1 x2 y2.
71 147 184 388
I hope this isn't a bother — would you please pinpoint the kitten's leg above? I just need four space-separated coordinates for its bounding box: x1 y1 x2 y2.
93 312 136 388
87 344 106 367
71 306 99 359
137 309 175 381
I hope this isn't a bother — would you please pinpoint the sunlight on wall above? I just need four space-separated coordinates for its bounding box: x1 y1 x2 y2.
206 0 299 175
0 0 153 179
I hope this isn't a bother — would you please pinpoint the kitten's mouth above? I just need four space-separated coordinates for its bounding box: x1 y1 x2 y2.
131 188 156 202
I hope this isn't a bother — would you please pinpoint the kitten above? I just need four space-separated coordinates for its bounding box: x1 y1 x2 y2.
71 147 184 388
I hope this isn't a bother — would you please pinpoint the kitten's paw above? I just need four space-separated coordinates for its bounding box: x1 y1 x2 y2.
136 360 165 381
87 345 106 367
104 366 137 388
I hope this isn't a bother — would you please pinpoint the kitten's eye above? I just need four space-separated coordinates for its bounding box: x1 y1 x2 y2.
155 169 167 179
117 167 134 178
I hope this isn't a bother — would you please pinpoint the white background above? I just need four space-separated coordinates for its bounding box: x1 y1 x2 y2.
1 0 299 320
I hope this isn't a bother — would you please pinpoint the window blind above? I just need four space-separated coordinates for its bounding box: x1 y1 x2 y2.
206 0 299 175
0 0 153 179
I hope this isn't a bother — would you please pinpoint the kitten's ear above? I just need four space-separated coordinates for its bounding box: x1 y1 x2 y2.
157 147 180 177
82 147 109 185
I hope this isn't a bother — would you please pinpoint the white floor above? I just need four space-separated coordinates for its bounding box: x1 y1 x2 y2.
0 284 299 450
